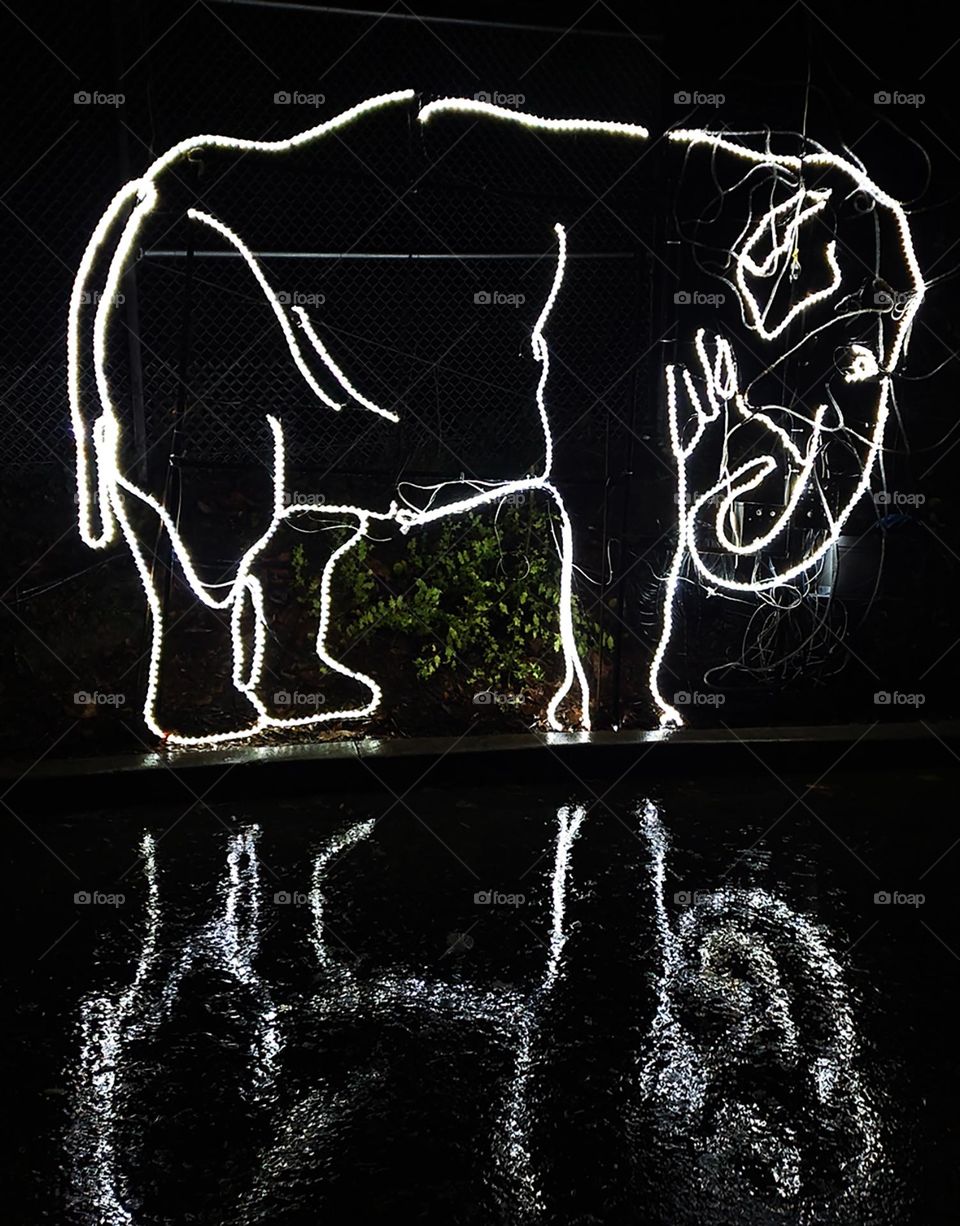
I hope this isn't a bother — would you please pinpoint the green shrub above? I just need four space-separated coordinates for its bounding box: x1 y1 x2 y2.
290 500 611 694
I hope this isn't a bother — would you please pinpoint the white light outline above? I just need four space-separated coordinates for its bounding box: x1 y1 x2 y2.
70 89 415 551
368 95 651 732
639 801 885 1211
70 803 885 1218
393 222 591 731
292 304 398 422
68 91 421 744
70 828 279 1224
71 90 647 741
69 806 589 1219
186 205 400 420
735 187 842 341
649 130 926 727
100 397 397 745
418 95 649 140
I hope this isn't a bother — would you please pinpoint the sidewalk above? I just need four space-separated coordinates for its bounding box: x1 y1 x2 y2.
4 720 957 814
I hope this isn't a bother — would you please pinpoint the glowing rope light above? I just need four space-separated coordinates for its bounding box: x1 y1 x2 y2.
70 90 414 551
93 388 395 744
393 222 590 731
69 91 419 744
714 406 828 557
418 96 649 140
649 131 925 726
292 306 398 422
735 188 842 341
72 91 607 741
74 103 922 739
639 803 884 1211
669 128 924 371
845 343 879 383
135 211 575 738
71 828 280 1221
735 393 806 465
186 207 342 411
416 93 646 727
180 204 399 422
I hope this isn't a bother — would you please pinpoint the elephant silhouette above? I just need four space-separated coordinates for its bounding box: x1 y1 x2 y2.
69 93 652 743
72 102 918 737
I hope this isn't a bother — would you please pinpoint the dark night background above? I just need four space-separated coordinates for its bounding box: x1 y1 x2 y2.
5 8 960 1226
2 0 960 756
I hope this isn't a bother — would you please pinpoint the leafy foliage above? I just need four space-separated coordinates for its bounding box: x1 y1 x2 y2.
290 501 611 695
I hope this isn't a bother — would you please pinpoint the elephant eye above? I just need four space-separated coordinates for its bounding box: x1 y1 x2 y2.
844 343 879 383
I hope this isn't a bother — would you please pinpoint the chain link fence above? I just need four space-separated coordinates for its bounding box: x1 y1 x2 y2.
3 2 660 478
0 0 666 744
2 1 957 749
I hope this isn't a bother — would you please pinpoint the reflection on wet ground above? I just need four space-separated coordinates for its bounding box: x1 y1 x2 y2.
8 769 958 1222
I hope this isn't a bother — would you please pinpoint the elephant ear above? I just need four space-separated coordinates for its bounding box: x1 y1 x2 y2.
733 186 843 343
667 132 867 351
